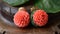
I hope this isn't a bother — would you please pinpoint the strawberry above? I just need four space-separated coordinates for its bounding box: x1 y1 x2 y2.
31 10 48 27
13 7 30 27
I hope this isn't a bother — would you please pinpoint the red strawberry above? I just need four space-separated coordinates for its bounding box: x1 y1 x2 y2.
13 7 30 27
31 10 48 27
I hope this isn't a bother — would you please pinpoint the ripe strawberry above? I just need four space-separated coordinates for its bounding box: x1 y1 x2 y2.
13 7 30 27
31 10 48 27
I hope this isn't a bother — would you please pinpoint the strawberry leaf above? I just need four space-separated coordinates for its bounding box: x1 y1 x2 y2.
34 0 60 13
3 0 29 6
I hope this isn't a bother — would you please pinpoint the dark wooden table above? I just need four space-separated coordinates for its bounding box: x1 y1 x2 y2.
0 14 60 34
0 0 60 34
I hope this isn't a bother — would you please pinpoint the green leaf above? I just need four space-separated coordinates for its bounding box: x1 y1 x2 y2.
34 0 60 13
3 0 29 6
30 11 37 27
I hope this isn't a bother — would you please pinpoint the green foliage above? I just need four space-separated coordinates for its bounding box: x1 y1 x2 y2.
34 0 60 13
3 0 29 6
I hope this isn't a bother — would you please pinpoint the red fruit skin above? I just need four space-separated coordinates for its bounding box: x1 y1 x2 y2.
13 10 30 27
33 10 48 26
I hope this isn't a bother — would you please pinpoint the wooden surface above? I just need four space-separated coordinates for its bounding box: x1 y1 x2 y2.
0 0 60 34
0 13 60 34
0 17 56 34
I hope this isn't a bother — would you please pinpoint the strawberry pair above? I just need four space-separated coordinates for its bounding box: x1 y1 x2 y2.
13 7 48 28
